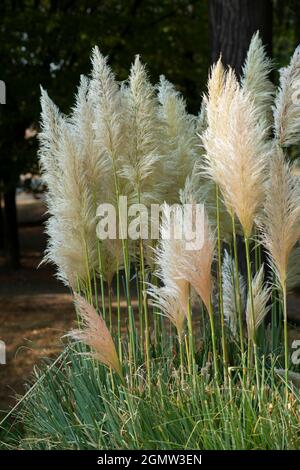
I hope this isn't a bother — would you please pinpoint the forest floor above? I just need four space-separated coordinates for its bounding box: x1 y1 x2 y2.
0 194 74 416
0 193 300 417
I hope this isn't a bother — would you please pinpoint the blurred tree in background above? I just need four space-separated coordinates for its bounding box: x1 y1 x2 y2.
273 0 300 69
1 0 300 269
209 0 273 75
0 0 209 268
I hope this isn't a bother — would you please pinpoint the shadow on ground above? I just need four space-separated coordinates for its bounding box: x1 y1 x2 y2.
0 193 74 414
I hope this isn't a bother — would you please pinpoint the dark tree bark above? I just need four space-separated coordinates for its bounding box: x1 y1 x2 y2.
209 0 273 76
3 186 20 269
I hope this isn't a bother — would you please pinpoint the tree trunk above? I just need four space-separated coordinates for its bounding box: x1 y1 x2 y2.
209 0 273 75
3 186 20 269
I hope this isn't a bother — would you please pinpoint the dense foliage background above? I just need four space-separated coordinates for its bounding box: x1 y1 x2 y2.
0 0 300 267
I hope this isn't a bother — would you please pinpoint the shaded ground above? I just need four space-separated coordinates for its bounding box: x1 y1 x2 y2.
0 194 74 414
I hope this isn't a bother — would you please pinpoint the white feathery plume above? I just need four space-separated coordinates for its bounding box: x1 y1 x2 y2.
39 89 97 287
246 264 270 342
273 45 300 147
99 238 123 287
222 250 247 337
260 148 300 290
70 294 123 380
180 217 214 311
157 75 198 200
202 57 236 150
179 185 215 311
202 62 237 189
71 75 110 206
39 88 65 208
148 203 189 336
121 55 165 205
148 286 186 339
89 50 129 280
89 47 125 173
199 57 226 156
203 66 269 237
71 75 124 283
44 121 97 287
156 202 190 314
89 48 129 209
205 57 226 115
241 32 274 128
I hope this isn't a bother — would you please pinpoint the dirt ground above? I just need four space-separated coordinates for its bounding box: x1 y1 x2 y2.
0 194 74 414
1 193 300 417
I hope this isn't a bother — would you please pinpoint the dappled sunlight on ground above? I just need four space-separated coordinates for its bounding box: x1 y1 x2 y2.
0 194 74 413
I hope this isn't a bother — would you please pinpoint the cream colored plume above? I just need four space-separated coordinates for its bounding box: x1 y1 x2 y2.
71 76 124 284
200 57 226 150
89 47 125 171
99 238 123 286
71 75 110 206
155 202 190 315
39 90 97 288
260 148 300 290
273 45 300 147
121 55 165 205
148 203 189 335
204 59 238 139
180 216 214 311
222 250 247 337
148 286 186 339
157 76 198 201
178 185 215 311
241 32 274 128
203 66 269 237
71 294 123 379
246 265 270 342
44 121 97 287
39 88 66 208
89 48 130 209
205 57 226 114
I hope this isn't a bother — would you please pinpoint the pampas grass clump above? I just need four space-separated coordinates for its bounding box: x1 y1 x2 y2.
3 33 300 451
